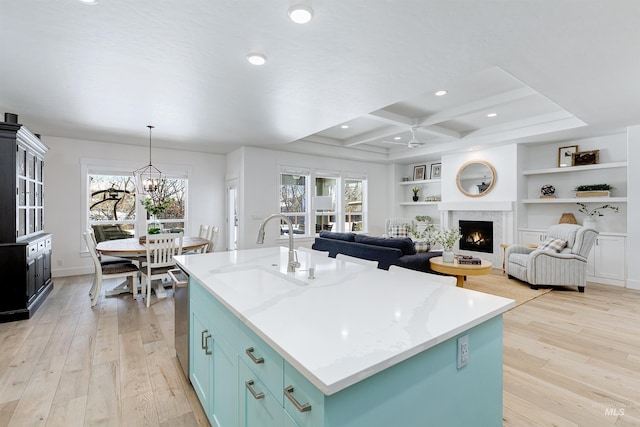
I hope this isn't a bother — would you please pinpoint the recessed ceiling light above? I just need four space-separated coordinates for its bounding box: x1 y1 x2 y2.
288 4 314 24
79 0 99 4
246 53 267 65
487 113 497 118
394 136 401 140
435 90 447 96
340 125 349 129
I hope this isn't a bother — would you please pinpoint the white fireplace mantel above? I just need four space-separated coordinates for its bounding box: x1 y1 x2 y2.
437 201 514 212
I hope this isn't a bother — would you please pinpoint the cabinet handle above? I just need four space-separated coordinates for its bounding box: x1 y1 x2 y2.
245 347 264 364
284 385 312 412
201 329 208 349
245 380 264 400
204 333 212 355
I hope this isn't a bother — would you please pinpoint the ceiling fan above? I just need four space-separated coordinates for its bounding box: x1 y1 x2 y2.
380 126 425 149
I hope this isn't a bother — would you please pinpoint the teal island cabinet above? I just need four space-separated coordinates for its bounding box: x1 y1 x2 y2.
177 247 514 427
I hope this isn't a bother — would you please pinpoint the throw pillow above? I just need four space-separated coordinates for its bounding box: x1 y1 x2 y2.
413 240 430 253
389 225 409 238
537 238 567 253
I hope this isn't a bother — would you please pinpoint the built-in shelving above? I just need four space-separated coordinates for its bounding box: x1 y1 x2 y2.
400 201 440 206
522 161 627 176
522 197 627 204
399 179 441 186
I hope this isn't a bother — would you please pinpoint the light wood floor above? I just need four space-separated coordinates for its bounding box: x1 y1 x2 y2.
0 273 639 426
0 275 209 427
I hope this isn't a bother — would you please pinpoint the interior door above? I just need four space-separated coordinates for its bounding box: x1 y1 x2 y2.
226 179 238 251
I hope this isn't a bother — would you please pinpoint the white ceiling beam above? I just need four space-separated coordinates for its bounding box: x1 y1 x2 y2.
366 110 414 126
298 136 389 155
387 115 587 162
416 87 537 127
343 126 406 147
460 111 577 139
418 125 461 139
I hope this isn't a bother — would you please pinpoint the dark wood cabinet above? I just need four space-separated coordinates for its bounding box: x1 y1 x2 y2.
0 121 53 322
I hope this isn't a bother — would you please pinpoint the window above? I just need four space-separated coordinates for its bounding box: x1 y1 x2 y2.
144 178 187 231
278 167 367 236
280 171 309 236
86 167 188 242
89 174 137 241
314 174 337 233
344 177 366 232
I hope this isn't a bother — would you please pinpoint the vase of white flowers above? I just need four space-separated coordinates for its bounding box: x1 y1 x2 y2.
434 227 462 263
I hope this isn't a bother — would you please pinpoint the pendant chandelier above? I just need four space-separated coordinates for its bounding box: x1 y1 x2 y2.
133 125 164 195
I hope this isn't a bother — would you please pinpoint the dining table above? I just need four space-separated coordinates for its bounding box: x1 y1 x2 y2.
96 236 209 299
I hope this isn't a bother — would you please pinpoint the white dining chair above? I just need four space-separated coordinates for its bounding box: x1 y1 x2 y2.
198 225 219 253
141 232 183 307
86 228 131 265
84 230 139 307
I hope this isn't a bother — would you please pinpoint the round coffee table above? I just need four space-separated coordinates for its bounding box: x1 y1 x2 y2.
429 256 492 287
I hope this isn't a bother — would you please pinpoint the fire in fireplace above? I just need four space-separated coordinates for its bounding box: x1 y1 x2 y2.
459 220 493 253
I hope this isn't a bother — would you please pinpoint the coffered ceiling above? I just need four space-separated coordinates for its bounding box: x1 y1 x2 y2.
1 1 638 163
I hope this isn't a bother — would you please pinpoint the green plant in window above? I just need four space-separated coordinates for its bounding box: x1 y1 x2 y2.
141 196 172 216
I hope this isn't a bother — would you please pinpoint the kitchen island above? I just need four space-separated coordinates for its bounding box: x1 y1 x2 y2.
175 247 514 427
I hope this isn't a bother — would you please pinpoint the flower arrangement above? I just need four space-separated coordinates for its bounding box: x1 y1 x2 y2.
577 202 619 217
434 227 462 250
412 185 420 196
410 223 436 241
141 196 173 234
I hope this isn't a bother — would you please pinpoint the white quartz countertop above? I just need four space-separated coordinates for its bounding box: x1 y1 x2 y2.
175 247 514 395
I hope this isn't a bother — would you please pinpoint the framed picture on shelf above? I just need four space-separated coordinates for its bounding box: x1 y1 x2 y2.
413 165 426 181
558 145 578 167
430 163 442 179
572 149 599 166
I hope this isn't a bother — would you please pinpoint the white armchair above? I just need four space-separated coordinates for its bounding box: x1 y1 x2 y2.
505 224 598 292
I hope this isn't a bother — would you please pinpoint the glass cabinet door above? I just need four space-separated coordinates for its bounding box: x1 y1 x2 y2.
17 147 26 177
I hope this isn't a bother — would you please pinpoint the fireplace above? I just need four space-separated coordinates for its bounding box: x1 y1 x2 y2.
459 220 493 253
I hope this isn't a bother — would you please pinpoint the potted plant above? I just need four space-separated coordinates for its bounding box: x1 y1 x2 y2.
141 196 172 234
412 185 420 202
434 227 462 263
577 202 619 230
574 184 613 198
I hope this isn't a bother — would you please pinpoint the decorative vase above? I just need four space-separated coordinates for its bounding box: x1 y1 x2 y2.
442 250 455 263
148 215 162 234
412 195 419 202
583 217 597 230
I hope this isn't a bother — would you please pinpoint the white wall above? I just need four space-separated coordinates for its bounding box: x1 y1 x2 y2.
44 136 225 277
441 144 519 203
233 147 389 250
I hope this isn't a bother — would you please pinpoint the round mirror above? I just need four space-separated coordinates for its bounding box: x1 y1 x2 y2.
456 160 497 197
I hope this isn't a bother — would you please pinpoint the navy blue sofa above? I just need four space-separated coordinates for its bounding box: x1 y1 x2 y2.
311 231 441 273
